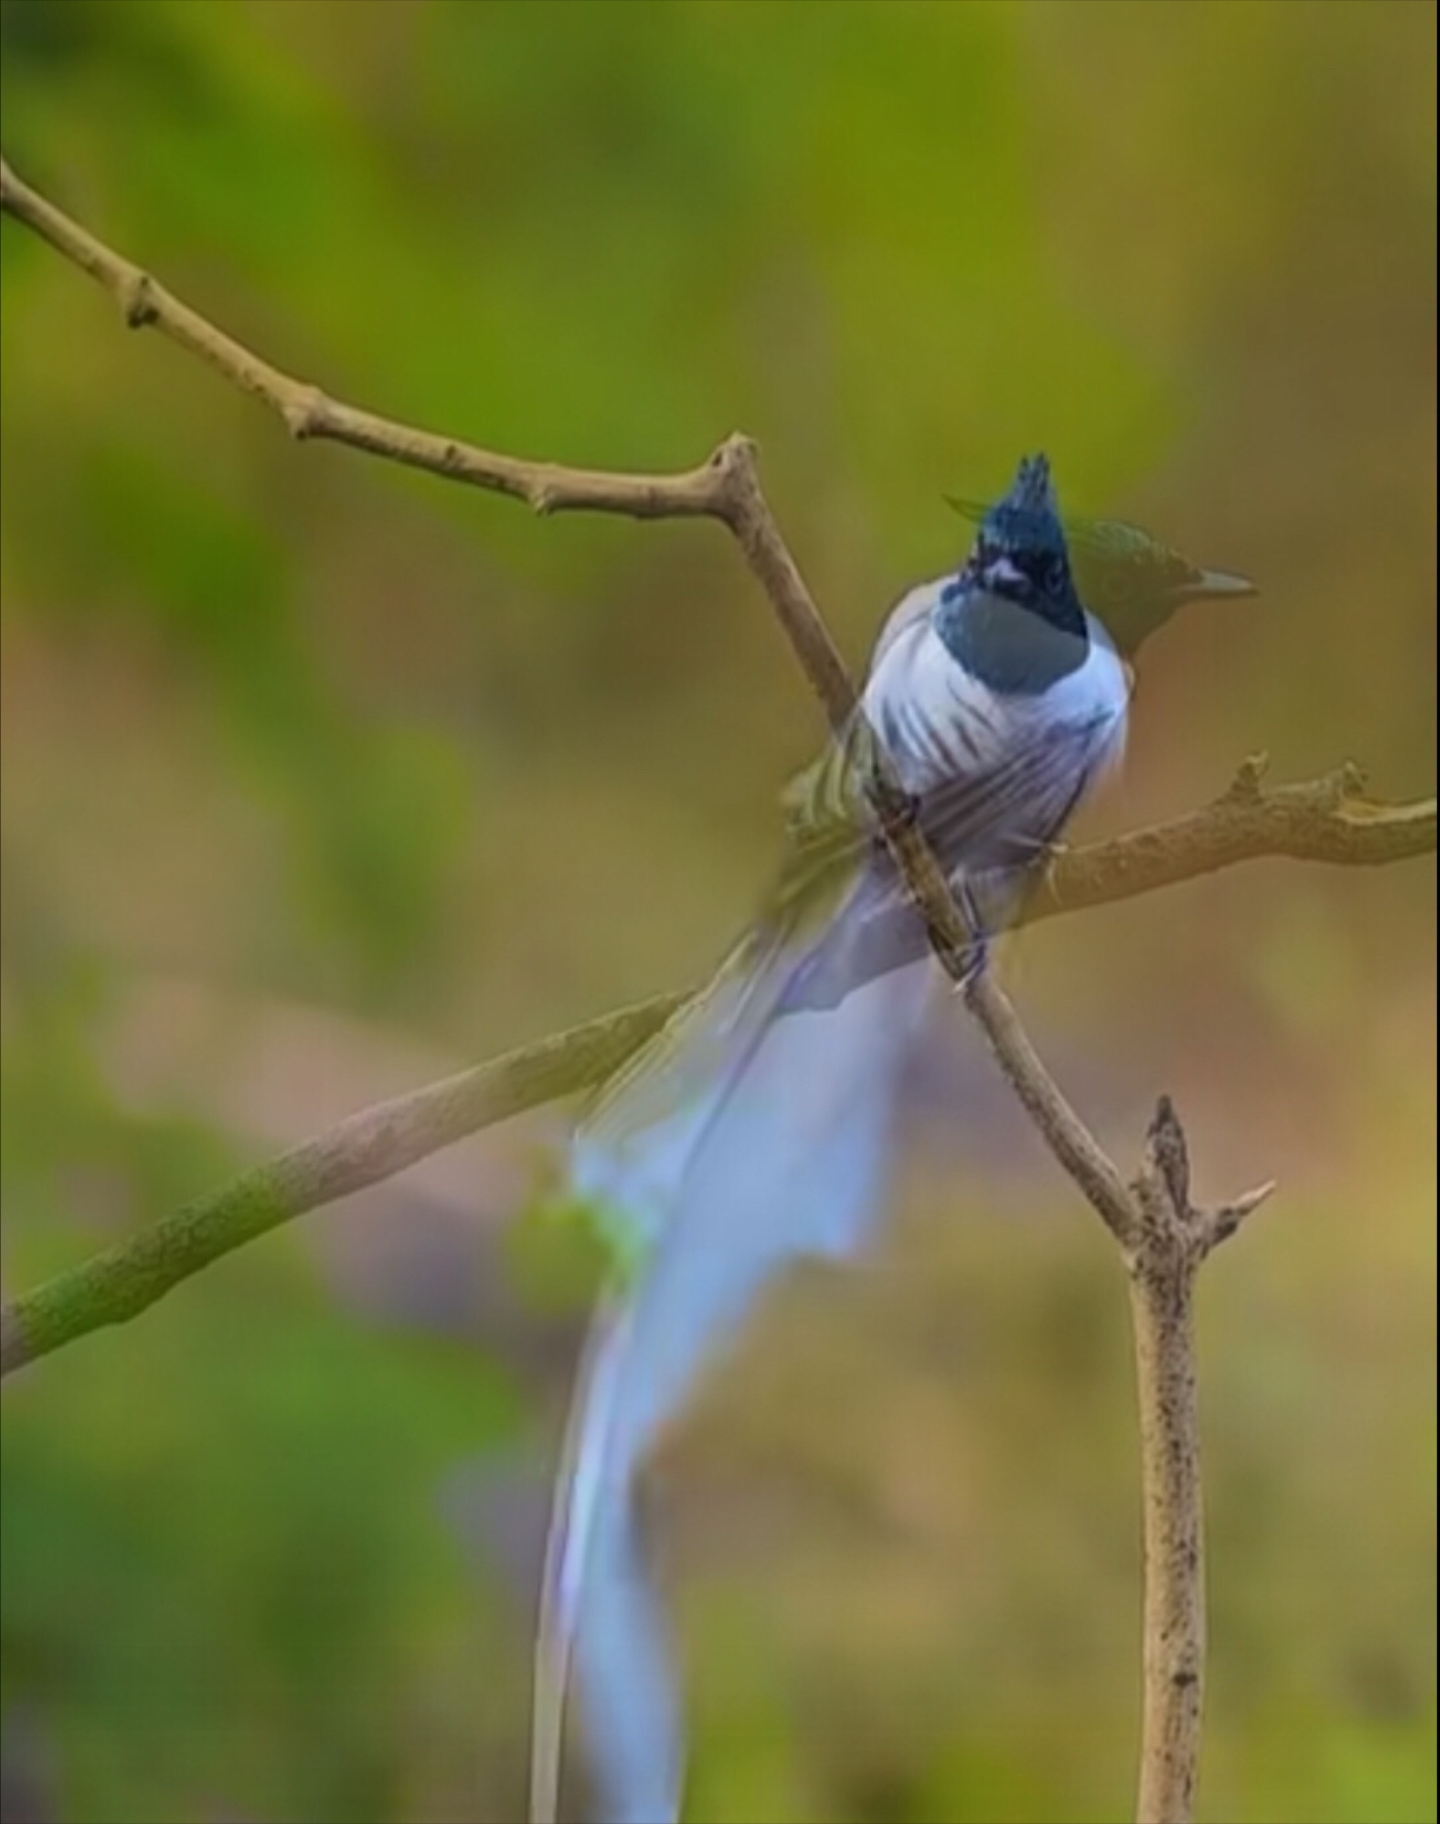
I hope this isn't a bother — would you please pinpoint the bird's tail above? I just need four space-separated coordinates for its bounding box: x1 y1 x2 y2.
532 1305 683 1824
531 909 934 1824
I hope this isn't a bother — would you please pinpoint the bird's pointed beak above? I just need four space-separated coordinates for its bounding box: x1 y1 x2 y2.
1189 567 1258 601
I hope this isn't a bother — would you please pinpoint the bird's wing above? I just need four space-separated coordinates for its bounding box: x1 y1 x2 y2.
588 597 956 1176
774 579 948 910
574 796 869 1259
777 703 1126 1012
572 921 805 1257
578 694 915 1209
872 577 946 666
915 702 1121 871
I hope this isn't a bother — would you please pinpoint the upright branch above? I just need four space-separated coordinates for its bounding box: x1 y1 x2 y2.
1125 1101 1274 1823
1 156 1433 1824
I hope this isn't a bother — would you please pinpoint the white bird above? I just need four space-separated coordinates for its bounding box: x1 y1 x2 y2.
531 455 1130 1824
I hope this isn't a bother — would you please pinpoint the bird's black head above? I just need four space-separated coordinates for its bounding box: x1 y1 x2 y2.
963 454 1087 634
936 455 1091 694
946 489 1256 659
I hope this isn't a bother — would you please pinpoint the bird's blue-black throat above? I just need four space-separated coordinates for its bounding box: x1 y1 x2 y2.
935 542 1091 696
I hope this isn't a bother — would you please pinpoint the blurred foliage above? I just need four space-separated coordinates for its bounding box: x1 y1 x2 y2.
0 2 1434 1821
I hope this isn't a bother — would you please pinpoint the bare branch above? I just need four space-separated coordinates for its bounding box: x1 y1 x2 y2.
0 156 733 521
1 155 1432 1824
1031 756 1436 922
1200 1179 1277 1253
1125 1097 1279 1823
0 994 680 1378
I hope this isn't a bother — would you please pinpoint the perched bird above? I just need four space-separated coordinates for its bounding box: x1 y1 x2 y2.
532 457 1251 1824
945 492 1255 661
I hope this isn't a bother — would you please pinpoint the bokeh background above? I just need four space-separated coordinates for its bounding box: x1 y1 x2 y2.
1 3 1435 1821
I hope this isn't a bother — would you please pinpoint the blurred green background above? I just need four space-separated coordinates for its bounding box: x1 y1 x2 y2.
0 2 1435 1821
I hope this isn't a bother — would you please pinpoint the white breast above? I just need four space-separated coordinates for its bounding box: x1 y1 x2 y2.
861 592 1129 802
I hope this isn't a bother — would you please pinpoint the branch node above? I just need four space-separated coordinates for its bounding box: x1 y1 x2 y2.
120 272 158 329
1223 751 1269 803
1202 1178 1277 1252
281 385 326 440
714 431 757 470
1145 1093 1193 1218
1332 757 1368 803
528 472 560 516
1134 1094 1276 1265
707 433 760 512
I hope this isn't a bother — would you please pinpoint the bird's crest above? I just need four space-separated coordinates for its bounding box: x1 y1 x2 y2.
1004 453 1058 517
978 452 1067 557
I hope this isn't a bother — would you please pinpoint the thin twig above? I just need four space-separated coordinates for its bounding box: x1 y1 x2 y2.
0 155 731 520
